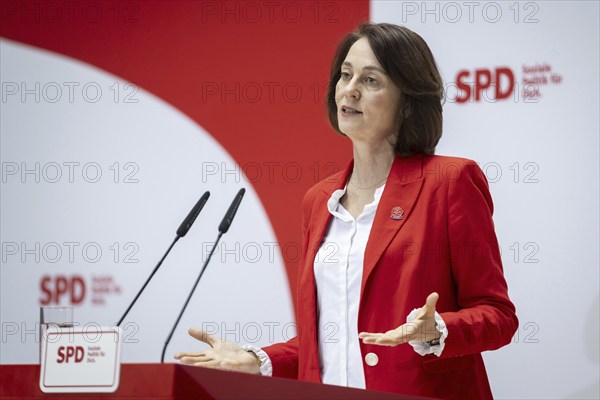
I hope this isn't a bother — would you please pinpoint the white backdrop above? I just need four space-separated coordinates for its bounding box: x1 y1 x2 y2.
1 1 599 399
371 1 599 398
0 39 295 364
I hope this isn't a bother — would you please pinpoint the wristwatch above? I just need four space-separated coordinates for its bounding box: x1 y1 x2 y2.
242 345 270 375
245 348 263 367
427 320 441 346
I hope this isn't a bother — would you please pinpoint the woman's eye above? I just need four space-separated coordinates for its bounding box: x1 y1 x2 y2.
365 77 378 85
340 71 351 80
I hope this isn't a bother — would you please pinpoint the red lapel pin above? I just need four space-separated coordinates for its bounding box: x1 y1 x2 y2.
390 206 404 220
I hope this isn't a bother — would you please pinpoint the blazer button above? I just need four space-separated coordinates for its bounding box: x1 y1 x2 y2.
365 352 379 367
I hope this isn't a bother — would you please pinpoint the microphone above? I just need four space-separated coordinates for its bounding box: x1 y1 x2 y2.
177 192 211 237
116 191 210 327
161 188 246 362
219 188 245 233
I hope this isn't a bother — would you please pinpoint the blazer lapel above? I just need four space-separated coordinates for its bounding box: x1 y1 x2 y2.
360 154 425 299
305 160 354 272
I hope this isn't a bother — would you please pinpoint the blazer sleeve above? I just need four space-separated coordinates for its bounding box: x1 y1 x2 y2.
439 160 518 358
262 336 299 378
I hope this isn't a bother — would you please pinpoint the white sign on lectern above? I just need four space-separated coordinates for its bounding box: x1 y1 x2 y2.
39 325 122 393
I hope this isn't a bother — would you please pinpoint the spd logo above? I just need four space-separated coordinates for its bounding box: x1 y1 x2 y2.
455 67 515 103
40 275 86 305
57 346 85 363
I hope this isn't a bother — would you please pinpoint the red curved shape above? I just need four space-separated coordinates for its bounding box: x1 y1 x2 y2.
0 0 370 312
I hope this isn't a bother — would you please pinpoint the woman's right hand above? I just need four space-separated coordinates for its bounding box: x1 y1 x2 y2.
174 328 261 374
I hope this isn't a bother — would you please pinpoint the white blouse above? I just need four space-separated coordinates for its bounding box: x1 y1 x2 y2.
312 184 384 388
246 184 448 386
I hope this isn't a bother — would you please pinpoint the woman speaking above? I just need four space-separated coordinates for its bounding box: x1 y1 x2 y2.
175 23 517 400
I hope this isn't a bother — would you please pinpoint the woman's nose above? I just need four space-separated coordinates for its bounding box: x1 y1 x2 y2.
340 78 360 100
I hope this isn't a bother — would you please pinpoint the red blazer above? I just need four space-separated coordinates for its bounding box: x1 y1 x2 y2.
263 154 518 400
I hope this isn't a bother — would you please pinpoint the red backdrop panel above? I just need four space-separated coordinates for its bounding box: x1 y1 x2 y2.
0 0 370 311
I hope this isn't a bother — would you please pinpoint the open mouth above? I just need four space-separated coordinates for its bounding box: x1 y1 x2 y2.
341 105 362 115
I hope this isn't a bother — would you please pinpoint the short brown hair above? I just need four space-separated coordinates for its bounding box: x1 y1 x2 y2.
326 23 444 156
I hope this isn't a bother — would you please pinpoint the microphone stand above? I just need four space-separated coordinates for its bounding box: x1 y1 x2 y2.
117 236 179 327
160 231 223 363
116 191 210 327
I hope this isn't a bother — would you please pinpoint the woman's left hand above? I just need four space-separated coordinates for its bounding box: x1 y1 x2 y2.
358 292 441 346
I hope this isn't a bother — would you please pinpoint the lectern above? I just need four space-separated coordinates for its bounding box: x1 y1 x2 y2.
0 363 432 399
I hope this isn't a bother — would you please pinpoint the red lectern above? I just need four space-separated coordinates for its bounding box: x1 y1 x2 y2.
0 363 432 399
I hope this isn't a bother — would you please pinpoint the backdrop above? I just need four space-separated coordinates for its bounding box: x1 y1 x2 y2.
1 1 598 399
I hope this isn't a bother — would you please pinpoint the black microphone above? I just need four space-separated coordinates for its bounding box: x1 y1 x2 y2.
116 191 210 327
177 191 211 237
161 188 246 362
219 188 245 233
